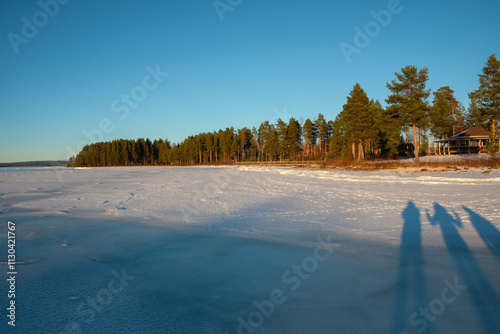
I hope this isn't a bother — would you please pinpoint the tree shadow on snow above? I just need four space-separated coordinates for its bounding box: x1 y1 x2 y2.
427 203 500 334
391 201 427 334
463 205 500 264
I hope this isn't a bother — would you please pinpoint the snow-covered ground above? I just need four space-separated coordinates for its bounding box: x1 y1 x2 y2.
1 166 499 333
398 153 493 163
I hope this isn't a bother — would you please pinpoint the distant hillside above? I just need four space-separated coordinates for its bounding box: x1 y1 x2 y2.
0 160 68 167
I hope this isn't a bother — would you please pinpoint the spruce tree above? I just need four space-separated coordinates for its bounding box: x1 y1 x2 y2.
372 100 400 158
329 115 348 159
430 87 455 139
343 83 373 160
466 96 488 129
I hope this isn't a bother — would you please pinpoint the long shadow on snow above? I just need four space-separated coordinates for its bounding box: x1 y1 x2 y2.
427 203 500 334
463 206 500 265
391 201 427 334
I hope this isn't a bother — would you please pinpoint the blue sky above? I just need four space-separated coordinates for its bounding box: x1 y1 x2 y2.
0 0 498 162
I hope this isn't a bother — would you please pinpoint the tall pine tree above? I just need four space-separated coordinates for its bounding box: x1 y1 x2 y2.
286 117 302 158
386 66 430 162
469 54 500 156
302 118 317 156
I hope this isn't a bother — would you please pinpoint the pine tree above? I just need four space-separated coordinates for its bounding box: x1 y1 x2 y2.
237 128 252 161
230 137 239 161
144 138 152 165
204 133 214 163
258 122 269 161
153 139 160 165
266 124 279 160
286 117 302 158
213 132 220 162
219 128 234 161
302 118 316 156
158 139 171 165
169 145 179 164
469 54 500 155
316 114 329 154
386 66 430 162
276 119 288 160
135 139 145 165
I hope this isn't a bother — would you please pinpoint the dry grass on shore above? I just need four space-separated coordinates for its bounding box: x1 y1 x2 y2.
322 156 500 171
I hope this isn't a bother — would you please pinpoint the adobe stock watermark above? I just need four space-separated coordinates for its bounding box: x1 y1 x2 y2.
400 277 466 334
7 0 71 54
232 235 340 334
213 0 243 21
64 64 169 161
180 166 241 223
339 0 404 64
270 106 300 125
58 267 135 334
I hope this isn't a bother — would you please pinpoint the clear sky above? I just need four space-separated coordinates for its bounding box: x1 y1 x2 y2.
0 0 499 162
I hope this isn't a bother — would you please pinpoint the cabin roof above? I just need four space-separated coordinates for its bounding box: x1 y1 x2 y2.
453 127 489 138
435 127 500 142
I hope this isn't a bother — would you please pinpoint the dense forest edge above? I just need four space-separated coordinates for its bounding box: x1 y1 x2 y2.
70 54 500 168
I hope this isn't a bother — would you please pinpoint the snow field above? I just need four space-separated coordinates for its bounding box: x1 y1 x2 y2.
0 166 499 333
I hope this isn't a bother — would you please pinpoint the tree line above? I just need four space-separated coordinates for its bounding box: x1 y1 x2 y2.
72 54 499 166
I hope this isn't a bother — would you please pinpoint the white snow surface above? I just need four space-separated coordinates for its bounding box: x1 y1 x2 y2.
0 166 499 333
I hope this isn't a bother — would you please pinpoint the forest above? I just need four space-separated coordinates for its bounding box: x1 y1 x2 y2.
72 54 499 167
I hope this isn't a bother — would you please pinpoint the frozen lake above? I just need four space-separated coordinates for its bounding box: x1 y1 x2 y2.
0 167 73 173
1 166 499 333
